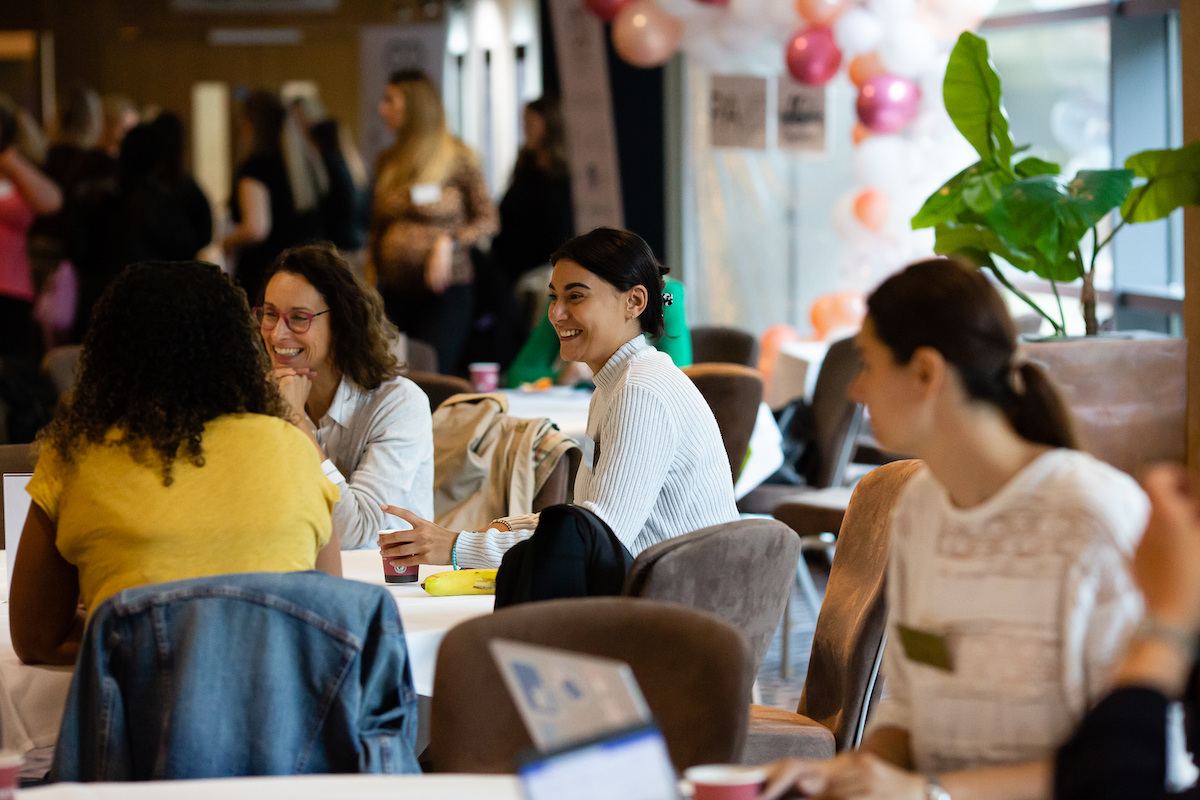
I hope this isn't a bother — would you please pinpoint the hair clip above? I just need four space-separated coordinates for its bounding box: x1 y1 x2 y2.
662 292 674 306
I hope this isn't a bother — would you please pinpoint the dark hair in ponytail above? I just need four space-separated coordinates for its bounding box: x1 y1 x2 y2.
866 258 1077 449
550 227 668 339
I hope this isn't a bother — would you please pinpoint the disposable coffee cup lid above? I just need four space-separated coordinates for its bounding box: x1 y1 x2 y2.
0 751 24 768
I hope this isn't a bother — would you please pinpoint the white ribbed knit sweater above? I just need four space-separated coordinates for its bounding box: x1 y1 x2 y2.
454 335 739 568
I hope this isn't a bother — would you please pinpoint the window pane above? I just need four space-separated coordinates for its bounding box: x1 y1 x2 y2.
990 0 1105 16
981 19 1111 171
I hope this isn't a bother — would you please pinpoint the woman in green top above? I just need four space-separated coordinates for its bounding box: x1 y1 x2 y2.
506 277 691 386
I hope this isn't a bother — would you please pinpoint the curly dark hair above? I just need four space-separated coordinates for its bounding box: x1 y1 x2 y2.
260 244 403 391
41 261 288 485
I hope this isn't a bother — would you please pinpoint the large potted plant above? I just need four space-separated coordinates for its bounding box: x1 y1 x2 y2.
915 31 1200 336
908 30 1196 474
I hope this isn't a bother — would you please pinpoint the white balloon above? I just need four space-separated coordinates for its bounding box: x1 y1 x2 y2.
834 8 883 57
866 0 916 20
854 135 913 194
832 191 869 243
878 18 937 77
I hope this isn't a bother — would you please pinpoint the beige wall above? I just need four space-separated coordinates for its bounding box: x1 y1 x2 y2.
1185 2 1200 465
0 0 443 144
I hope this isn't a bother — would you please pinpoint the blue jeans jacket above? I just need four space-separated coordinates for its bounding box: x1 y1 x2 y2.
51 571 420 781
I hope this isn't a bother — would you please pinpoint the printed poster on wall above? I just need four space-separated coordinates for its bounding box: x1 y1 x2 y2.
778 77 825 152
548 0 625 232
710 75 767 150
358 24 446 172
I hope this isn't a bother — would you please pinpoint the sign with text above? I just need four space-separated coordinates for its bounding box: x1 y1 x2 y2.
548 0 625 232
710 75 767 150
778 77 825 152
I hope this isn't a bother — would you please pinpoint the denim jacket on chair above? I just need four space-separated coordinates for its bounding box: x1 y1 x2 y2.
51 571 420 781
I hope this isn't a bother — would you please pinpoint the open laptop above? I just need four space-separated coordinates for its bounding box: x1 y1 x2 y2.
489 640 680 800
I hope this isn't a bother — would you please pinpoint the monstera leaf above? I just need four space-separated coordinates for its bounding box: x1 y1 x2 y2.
1121 140 1200 223
944 32 1014 172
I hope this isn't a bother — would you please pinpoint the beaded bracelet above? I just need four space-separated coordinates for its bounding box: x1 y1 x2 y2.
451 542 459 570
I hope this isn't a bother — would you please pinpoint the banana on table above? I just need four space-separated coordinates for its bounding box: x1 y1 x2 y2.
422 569 497 596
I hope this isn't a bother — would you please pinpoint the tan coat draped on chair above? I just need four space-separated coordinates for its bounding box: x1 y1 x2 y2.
432 393 580 532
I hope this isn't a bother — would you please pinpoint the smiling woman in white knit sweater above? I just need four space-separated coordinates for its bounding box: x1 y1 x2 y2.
377 227 738 584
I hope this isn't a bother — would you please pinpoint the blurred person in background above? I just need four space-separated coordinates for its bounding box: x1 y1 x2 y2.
289 95 368 255
150 111 213 256
0 93 63 362
491 95 574 297
223 90 320 300
72 123 209 338
98 94 139 160
29 86 111 277
367 69 497 375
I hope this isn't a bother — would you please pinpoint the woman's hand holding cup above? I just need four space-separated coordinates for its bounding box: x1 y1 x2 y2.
379 506 458 566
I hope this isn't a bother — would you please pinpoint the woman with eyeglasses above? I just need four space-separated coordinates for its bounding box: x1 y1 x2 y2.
256 243 434 550
10 261 340 666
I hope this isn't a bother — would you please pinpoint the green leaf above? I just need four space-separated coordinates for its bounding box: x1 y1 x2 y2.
911 161 1008 228
933 221 1036 273
1066 169 1134 222
912 163 975 230
982 172 1130 282
961 169 1010 215
944 32 1014 172
1120 140 1200 223
1014 156 1060 178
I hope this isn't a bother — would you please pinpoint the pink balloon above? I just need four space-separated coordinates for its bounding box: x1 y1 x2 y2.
785 26 843 86
856 74 921 134
586 0 633 22
612 1 683 68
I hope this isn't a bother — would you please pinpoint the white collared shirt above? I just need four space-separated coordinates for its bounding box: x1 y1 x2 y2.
311 375 435 549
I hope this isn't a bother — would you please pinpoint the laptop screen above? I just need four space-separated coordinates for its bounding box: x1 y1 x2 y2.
518 725 680 800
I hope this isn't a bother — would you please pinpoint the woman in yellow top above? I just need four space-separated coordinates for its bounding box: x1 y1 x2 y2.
10 261 341 666
367 69 497 375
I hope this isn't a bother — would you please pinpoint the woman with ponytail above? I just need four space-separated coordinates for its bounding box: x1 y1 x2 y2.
761 258 1149 800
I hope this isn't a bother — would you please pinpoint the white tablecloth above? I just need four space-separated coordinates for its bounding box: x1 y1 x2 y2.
0 550 494 775
23 774 520 799
502 387 783 499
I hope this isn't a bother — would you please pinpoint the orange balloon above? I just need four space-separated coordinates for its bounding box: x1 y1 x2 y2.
794 0 849 25
853 188 889 231
612 0 683 68
848 52 884 88
810 292 866 340
852 122 873 145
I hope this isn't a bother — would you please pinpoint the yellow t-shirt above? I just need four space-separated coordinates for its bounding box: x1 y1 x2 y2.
26 413 339 613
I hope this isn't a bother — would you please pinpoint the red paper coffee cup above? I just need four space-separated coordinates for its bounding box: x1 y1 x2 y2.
0 751 23 800
468 362 500 393
684 765 767 800
379 526 419 584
